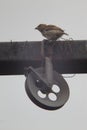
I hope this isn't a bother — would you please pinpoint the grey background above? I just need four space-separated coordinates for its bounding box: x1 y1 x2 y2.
0 0 87 129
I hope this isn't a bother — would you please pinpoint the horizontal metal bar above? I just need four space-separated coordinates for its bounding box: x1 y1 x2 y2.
0 40 87 75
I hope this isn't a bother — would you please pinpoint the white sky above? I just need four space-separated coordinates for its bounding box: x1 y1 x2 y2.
0 0 87 130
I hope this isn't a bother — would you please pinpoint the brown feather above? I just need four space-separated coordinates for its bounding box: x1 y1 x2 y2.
46 25 64 32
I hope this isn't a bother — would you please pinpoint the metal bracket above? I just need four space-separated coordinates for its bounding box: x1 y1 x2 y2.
25 41 70 110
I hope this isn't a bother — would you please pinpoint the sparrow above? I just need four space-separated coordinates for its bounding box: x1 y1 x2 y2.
35 24 68 41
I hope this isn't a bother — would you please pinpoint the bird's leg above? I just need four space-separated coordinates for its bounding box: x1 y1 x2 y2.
49 40 57 47
48 39 53 43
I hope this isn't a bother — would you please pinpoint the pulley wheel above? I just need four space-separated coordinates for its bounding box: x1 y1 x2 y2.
25 67 69 110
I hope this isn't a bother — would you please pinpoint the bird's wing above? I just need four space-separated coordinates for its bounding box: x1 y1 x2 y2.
45 25 64 32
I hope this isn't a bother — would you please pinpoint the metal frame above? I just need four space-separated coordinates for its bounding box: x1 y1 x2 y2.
0 40 87 75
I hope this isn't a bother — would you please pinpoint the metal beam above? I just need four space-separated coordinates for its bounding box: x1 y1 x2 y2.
0 40 87 75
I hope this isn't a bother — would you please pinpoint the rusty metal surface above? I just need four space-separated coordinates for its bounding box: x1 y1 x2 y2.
0 40 87 75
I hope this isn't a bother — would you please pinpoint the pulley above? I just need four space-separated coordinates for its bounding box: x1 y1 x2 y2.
25 57 69 110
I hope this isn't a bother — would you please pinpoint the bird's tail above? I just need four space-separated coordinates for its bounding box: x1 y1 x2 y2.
64 32 69 36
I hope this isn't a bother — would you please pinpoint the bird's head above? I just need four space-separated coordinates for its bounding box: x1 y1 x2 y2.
35 24 47 32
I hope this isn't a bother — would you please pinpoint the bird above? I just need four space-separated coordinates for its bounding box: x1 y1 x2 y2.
35 24 68 41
